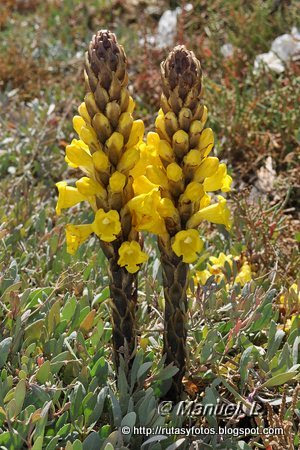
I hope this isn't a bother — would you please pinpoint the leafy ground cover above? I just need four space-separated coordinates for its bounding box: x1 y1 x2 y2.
0 0 299 448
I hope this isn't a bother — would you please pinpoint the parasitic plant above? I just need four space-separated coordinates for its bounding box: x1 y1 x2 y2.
129 46 232 400
56 30 147 370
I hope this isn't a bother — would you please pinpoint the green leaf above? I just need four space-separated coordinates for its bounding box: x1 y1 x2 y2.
62 297 77 321
0 337 12 369
72 440 83 450
83 431 101 450
24 319 44 343
86 386 108 427
155 364 179 381
36 360 51 384
137 362 152 381
47 300 60 335
32 435 43 450
120 412 136 442
250 303 273 332
260 371 299 388
92 287 110 307
239 346 254 383
165 438 186 450
14 379 26 416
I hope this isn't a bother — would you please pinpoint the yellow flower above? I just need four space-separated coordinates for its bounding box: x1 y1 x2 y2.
117 147 139 173
92 209 121 242
283 315 300 332
198 128 214 157
290 283 300 301
235 262 252 286
203 163 232 192
76 177 106 198
117 241 148 273
92 150 109 171
78 102 91 124
171 229 204 263
184 149 202 167
193 157 219 182
209 252 233 269
55 181 87 215
109 171 126 193
158 139 175 163
125 120 145 149
157 198 178 219
146 165 169 190
130 134 161 179
128 188 166 235
166 163 183 182
133 175 159 195
65 224 93 255
194 269 211 285
207 252 233 282
187 196 231 231
182 182 204 202
65 139 93 172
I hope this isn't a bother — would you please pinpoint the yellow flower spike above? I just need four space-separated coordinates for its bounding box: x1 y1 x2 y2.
73 115 86 136
117 147 139 173
187 195 231 230
166 162 183 182
125 120 144 149
76 177 106 198
203 163 231 192
171 229 204 263
65 140 93 169
182 182 204 202
78 102 91 124
117 241 148 273
198 128 214 157
109 171 126 193
193 157 220 182
55 181 87 215
92 150 109 171
158 139 175 163
92 209 121 242
65 224 93 255
133 175 158 195
146 166 169 190
235 262 252 286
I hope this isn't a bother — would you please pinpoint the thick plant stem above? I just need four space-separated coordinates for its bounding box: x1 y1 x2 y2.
158 238 189 401
101 239 137 370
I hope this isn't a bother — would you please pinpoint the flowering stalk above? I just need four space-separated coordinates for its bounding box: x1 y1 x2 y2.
56 30 147 369
129 46 232 400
